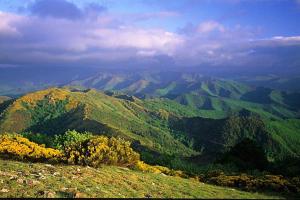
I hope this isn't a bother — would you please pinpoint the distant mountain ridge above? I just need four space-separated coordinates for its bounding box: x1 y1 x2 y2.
68 72 300 119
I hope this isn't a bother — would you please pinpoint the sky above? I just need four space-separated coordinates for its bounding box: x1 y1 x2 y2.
0 0 300 71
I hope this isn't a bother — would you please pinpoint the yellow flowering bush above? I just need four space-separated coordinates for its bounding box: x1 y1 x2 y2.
0 134 63 163
135 160 188 178
64 136 140 167
207 173 299 193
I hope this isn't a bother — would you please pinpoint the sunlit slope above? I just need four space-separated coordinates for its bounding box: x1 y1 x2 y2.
69 72 250 99
0 88 197 157
68 72 300 119
1 88 299 161
0 159 280 198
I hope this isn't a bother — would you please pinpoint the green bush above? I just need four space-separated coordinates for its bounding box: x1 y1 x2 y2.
219 138 269 171
20 132 54 147
53 130 93 150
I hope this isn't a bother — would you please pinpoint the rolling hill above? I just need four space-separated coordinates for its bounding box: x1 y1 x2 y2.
68 72 300 119
0 87 299 164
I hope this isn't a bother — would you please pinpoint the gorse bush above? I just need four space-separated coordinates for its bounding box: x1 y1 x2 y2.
0 134 63 163
53 130 93 150
135 160 188 178
62 133 140 167
206 173 300 193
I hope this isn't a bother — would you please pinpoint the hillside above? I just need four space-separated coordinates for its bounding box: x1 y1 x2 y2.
0 159 281 198
68 72 300 119
0 88 198 157
0 87 299 164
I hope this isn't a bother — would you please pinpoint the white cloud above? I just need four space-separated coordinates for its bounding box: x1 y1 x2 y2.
0 10 299 68
197 21 225 33
0 12 24 37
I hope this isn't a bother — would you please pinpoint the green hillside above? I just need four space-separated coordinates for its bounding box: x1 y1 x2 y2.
68 72 300 119
1 87 299 165
0 159 280 198
0 88 197 157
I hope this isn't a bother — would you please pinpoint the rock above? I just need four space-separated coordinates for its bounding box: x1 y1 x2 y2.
118 167 130 171
53 172 60 176
60 187 68 191
27 179 41 186
72 176 78 179
16 178 24 184
46 191 56 198
45 164 53 167
151 182 155 186
9 176 18 180
39 175 46 180
0 188 9 193
37 191 45 196
74 192 85 198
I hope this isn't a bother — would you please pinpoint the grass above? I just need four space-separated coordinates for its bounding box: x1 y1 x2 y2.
0 159 283 199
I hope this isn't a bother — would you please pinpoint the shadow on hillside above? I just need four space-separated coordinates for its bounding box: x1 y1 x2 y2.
25 106 130 139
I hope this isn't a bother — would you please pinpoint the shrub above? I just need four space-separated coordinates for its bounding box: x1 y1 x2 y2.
207 173 299 193
219 138 269 171
20 132 54 147
63 135 140 168
135 160 188 178
0 134 63 163
53 130 93 150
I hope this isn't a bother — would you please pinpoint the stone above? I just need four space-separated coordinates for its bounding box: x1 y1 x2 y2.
27 179 41 186
16 178 24 184
46 191 56 198
53 172 60 176
0 189 9 193
74 192 85 198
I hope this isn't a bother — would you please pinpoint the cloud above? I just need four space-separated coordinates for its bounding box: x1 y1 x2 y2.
130 11 180 22
29 0 107 20
197 21 225 33
30 0 83 19
0 10 182 67
0 11 23 37
0 4 300 70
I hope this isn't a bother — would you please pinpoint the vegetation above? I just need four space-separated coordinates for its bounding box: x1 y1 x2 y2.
63 135 140 168
218 138 269 171
53 130 93 150
0 159 281 198
206 173 300 194
0 134 62 163
0 85 299 197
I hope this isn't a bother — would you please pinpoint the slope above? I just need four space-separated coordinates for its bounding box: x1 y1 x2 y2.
0 88 198 157
0 159 282 198
1 88 299 164
68 72 300 119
